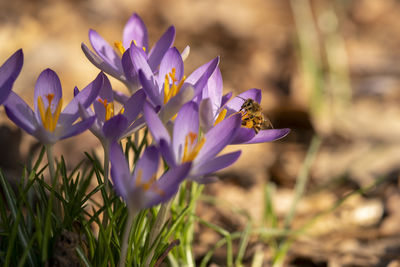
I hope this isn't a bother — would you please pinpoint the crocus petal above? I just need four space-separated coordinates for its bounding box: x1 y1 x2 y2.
98 74 114 101
193 150 241 176
33 127 58 144
130 44 153 81
102 114 129 141
181 45 190 62
225 88 262 116
243 128 291 144
158 47 184 86
123 13 149 50
138 70 163 106
230 127 256 144
113 90 129 104
122 115 146 138
0 49 23 104
159 139 176 167
173 101 199 162
4 92 37 135
93 75 114 123
148 26 175 71
158 85 194 123
202 67 223 117
144 162 191 209
123 89 146 123
79 103 104 141
59 72 103 125
143 102 171 144
89 29 123 72
185 57 219 96
81 43 124 80
195 113 241 165
221 92 232 107
121 48 140 92
34 69 62 121
199 98 214 133
58 116 95 140
133 146 160 184
110 142 131 199
73 86 79 97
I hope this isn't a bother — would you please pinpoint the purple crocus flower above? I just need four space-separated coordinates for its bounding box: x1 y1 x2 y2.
138 46 219 123
4 69 103 144
0 49 23 105
82 13 175 93
210 88 290 144
79 75 146 145
109 142 191 212
143 100 242 182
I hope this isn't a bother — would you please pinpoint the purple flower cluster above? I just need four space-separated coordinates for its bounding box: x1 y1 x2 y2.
0 13 290 213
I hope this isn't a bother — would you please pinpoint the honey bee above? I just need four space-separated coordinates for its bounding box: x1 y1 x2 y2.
238 97 273 134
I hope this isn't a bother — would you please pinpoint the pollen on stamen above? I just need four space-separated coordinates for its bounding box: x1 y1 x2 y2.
98 98 116 121
188 132 197 145
114 41 126 55
98 98 108 108
214 109 227 125
131 40 146 52
37 94 62 132
182 132 206 163
135 172 165 196
168 68 177 83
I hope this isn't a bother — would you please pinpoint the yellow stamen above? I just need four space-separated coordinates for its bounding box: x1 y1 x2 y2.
214 109 227 125
169 68 177 83
163 75 170 104
182 132 206 163
51 99 63 132
37 94 63 132
163 68 186 104
114 41 125 55
142 174 157 191
105 102 114 121
131 39 146 52
97 98 117 121
38 97 46 127
44 99 52 130
175 76 186 96
135 169 143 187
135 169 165 196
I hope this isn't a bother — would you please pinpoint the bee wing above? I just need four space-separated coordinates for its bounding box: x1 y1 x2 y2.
263 116 273 129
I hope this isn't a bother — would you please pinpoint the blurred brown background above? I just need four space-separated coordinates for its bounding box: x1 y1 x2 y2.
2 0 400 265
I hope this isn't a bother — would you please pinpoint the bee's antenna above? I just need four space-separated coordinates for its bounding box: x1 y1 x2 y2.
235 95 246 101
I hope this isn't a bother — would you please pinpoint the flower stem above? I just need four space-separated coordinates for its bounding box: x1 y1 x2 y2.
45 145 55 182
45 144 62 217
102 142 111 227
102 142 110 189
119 210 136 267
145 201 171 266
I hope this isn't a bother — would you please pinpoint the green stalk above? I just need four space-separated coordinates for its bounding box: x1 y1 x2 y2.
45 145 55 182
42 144 59 262
119 210 137 267
144 201 172 266
102 141 110 190
101 142 111 227
283 136 321 230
